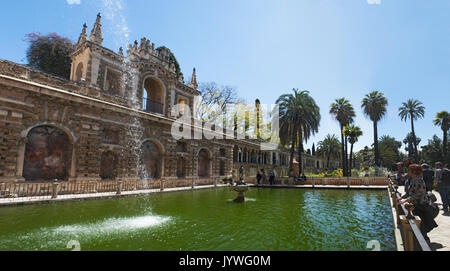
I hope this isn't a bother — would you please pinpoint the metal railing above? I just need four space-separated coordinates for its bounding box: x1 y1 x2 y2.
142 98 164 114
0 177 222 204
388 178 431 251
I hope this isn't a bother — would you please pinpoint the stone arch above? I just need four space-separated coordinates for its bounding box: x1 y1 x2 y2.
139 139 165 179
100 151 118 180
18 122 77 182
233 145 238 162
142 76 166 114
197 148 212 178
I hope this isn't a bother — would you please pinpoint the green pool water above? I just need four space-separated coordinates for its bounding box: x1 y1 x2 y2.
0 188 396 251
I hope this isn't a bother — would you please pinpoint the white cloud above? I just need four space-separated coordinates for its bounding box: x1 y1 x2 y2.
67 0 81 5
367 0 381 4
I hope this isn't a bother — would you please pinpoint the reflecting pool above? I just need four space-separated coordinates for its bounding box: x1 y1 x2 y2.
0 188 396 251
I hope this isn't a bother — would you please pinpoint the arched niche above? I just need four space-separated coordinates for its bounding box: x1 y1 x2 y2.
75 62 84 81
100 151 118 180
177 157 186 179
139 140 164 180
198 148 211 178
22 125 73 182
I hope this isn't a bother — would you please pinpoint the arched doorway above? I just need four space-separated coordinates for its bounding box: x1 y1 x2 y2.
23 126 72 181
177 157 186 178
198 149 211 178
143 77 165 114
100 151 117 180
139 141 163 179
233 146 238 162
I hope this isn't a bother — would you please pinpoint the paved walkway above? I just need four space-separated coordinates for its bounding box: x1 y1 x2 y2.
398 187 450 251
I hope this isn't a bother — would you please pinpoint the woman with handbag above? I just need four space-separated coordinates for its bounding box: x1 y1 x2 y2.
399 164 438 243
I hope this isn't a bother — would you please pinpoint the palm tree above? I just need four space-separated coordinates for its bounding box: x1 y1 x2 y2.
361 91 388 167
343 125 363 173
330 98 355 176
277 89 321 173
434 110 450 163
398 99 425 161
317 134 341 168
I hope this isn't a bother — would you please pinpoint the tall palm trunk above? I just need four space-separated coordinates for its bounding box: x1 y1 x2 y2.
411 117 418 162
340 124 346 175
298 132 304 175
443 129 448 163
327 152 330 169
373 121 380 167
349 143 354 176
289 127 297 171
344 136 349 176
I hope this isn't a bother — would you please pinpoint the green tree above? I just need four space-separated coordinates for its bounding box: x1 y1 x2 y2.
343 125 363 172
403 132 421 158
434 111 450 163
398 99 425 162
330 98 355 176
25 32 74 79
354 146 375 168
361 91 388 167
378 135 402 170
317 134 341 169
421 135 444 165
277 89 321 172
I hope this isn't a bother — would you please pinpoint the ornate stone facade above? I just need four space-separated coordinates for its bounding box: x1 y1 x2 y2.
0 14 294 183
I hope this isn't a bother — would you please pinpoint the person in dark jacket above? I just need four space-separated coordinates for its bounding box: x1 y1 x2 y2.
399 164 438 243
422 164 435 192
269 170 275 186
256 170 262 185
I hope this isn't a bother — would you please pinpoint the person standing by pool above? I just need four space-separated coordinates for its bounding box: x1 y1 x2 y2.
422 164 435 192
269 170 275 186
395 162 405 185
261 169 267 185
399 164 438 243
256 170 262 185
435 162 450 213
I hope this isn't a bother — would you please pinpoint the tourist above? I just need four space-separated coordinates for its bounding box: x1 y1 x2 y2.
435 162 450 213
395 162 405 185
256 170 262 185
269 170 275 186
399 164 438 243
261 169 267 185
421 164 435 192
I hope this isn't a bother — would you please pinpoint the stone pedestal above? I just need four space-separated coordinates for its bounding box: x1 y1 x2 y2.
232 185 249 203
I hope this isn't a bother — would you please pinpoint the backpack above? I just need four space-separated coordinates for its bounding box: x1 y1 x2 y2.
441 169 450 184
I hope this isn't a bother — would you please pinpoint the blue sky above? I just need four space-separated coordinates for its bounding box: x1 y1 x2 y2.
1 0 449 152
